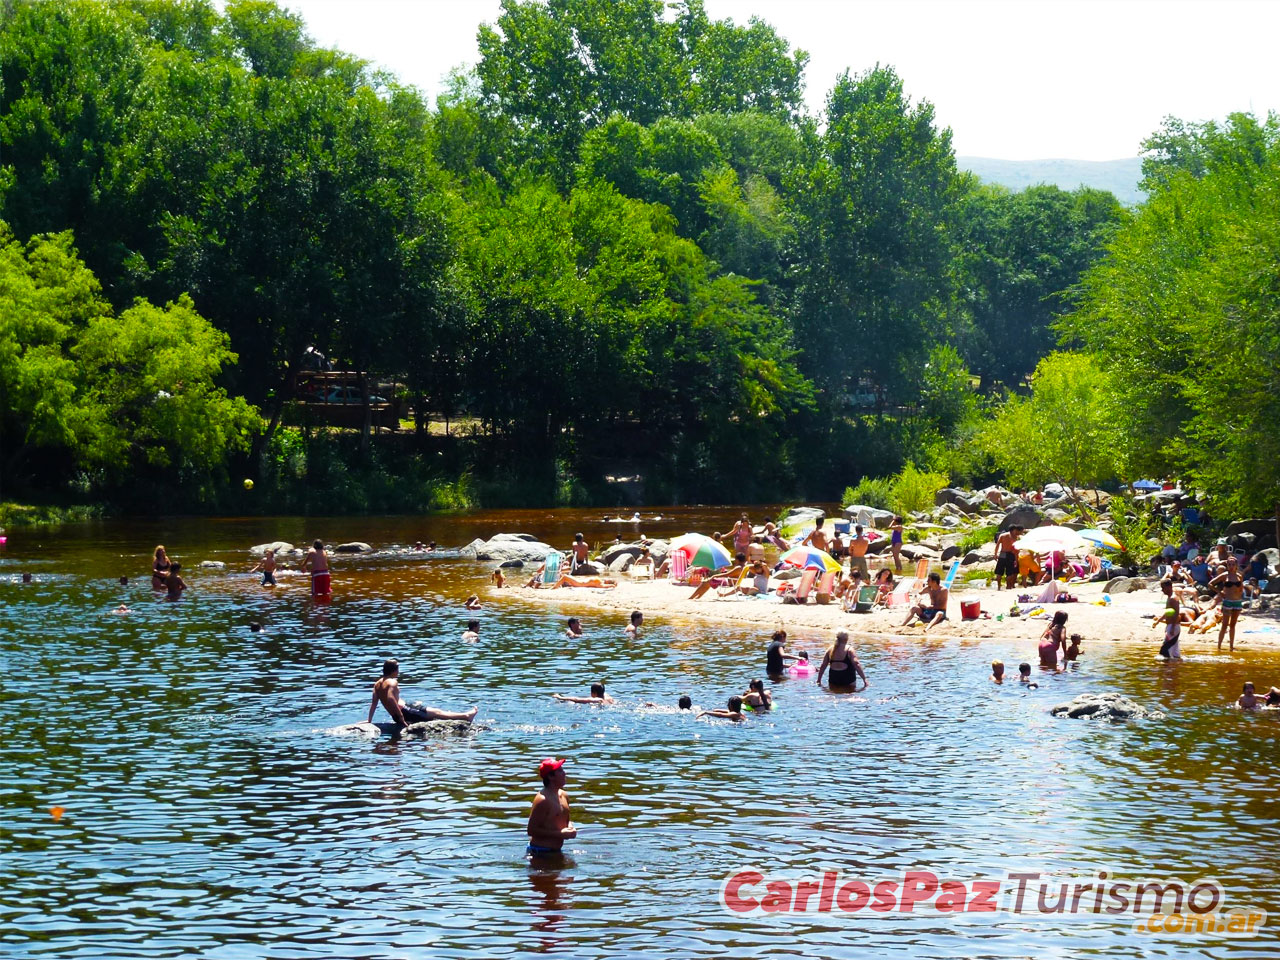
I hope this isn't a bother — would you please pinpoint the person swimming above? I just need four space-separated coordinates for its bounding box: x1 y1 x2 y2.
566 617 583 638
698 696 746 722
463 619 480 641
742 678 772 711
553 683 615 705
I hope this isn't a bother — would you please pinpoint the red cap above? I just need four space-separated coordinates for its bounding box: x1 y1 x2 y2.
538 757 566 777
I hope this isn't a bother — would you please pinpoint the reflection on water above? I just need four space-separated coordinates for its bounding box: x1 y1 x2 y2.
2 509 1279 959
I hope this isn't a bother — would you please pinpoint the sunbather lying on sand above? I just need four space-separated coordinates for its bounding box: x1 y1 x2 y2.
552 573 618 589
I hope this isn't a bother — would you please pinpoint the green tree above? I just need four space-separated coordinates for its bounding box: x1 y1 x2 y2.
790 66 961 401
475 0 806 180
978 351 1120 494
0 223 259 493
953 182 1125 390
1068 112 1280 518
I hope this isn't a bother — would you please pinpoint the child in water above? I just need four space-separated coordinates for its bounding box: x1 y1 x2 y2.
742 678 773 711
464 594 481 610
251 548 277 586
991 660 1005 684
553 683 615 705
1018 663 1038 688
1063 633 1083 663
462 619 480 642
491 568 505 588
165 563 187 600
698 696 746 722
566 617 583 638
624 610 643 637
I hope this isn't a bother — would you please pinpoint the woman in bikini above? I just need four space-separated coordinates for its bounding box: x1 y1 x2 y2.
1211 556 1246 652
816 631 867 691
152 545 171 590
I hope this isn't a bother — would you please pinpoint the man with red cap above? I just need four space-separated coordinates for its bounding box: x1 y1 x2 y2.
526 757 576 858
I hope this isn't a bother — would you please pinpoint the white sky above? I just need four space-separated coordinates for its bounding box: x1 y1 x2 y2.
285 0 1280 160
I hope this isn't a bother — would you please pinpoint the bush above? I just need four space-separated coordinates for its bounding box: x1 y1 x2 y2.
957 523 999 554
889 463 949 515
843 477 893 510
1107 496 1163 567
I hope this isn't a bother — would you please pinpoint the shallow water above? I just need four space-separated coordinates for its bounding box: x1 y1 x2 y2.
2 509 1279 959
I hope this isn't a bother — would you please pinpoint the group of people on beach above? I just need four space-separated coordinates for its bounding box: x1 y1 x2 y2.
1154 544 1268 653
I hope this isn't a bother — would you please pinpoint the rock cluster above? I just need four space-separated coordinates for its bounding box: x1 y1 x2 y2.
1050 692 1165 721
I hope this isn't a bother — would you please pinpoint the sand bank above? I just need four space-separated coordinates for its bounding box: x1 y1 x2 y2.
495 575 1280 652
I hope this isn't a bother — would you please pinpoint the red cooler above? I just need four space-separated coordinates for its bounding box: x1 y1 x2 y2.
960 599 981 621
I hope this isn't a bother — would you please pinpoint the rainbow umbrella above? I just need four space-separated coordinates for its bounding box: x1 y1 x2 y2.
669 533 733 571
1078 528 1123 551
780 545 843 572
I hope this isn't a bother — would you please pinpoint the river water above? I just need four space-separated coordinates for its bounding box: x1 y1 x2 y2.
2 508 1278 959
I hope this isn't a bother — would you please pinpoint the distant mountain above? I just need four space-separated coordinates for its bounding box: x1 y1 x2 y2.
957 156 1145 206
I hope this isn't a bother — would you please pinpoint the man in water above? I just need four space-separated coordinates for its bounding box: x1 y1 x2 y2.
624 610 643 637
368 659 478 727
994 525 1021 590
527 758 576 858
302 539 330 599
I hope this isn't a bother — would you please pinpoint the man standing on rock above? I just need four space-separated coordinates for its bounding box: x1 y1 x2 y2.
569 533 591 574
994 526 1021 590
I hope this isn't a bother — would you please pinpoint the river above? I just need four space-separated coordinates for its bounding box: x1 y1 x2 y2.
2 508 1278 959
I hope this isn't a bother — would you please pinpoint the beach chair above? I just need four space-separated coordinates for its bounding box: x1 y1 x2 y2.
941 558 961 591
541 551 563 586
669 550 689 584
852 584 878 613
715 566 751 598
814 570 837 604
781 568 818 604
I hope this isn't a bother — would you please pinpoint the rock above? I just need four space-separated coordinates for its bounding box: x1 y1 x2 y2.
1044 508 1071 523
961 550 985 565
780 506 826 524
1225 518 1274 538
488 532 541 543
866 538 891 555
1230 532 1257 551
941 545 961 562
918 538 944 552
250 541 294 556
938 515 962 528
461 536 556 563
1103 577 1131 594
1260 547 1279 570
575 561 604 576
608 554 635 573
199 560 226 569
598 543 645 565
843 504 897 528
1000 507 1043 531
775 567 802 580
935 487 982 513
901 545 939 561
1050 693 1164 722
938 502 966 517
499 559 525 568
335 541 372 553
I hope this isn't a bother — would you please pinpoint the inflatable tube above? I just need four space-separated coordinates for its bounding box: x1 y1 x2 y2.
788 662 812 677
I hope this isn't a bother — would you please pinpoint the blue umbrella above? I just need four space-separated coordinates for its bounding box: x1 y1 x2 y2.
1131 479 1162 491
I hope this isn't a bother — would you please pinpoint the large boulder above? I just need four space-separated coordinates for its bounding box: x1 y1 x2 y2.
1225 518 1275 538
935 488 983 514
460 536 556 563
1000 507 1044 532
250 541 295 556
608 554 635 573
200 560 226 569
941 545 961 562
598 543 645 566
1050 693 1165 722
901 544 939 561
961 550 986 566
335 541 372 553
780 506 826 525
488 532 541 543
844 504 897 529
1103 576 1151 594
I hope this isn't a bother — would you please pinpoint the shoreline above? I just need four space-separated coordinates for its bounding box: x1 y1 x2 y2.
492 576 1280 653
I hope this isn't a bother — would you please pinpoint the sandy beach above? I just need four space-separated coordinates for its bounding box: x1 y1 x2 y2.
496 574 1280 652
